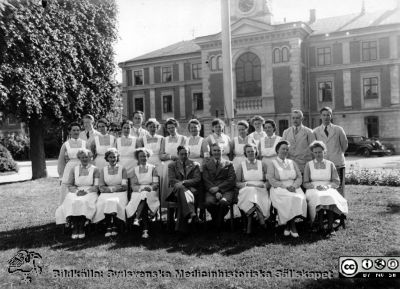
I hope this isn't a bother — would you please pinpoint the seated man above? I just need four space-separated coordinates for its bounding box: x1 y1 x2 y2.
202 143 236 229
167 145 201 233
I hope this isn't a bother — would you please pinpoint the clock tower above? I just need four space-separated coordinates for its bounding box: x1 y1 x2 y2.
230 0 273 24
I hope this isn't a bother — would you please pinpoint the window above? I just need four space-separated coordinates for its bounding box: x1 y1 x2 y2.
163 95 172 113
317 47 331 66
210 56 217 71
278 119 289 137
217 55 223 70
363 77 379 99
365 116 379 138
192 63 202 80
162 66 172 83
318 81 333 102
282 47 289 62
235 52 261 98
273 48 280 63
362 41 377 61
126 70 132 86
193 92 203 110
133 70 143 85
134 98 144 112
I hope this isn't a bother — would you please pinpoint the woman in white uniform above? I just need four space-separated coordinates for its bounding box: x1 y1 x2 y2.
116 120 137 178
259 119 282 167
126 148 160 239
57 122 87 204
267 140 307 238
232 120 256 172
55 149 99 240
303 141 348 235
185 119 209 169
248 115 267 146
236 144 271 234
205 118 231 161
90 118 115 171
159 118 187 205
93 148 128 237
139 118 163 176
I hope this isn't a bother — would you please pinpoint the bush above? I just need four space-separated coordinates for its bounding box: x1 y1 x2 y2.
0 133 30 160
0 144 19 173
346 166 400 187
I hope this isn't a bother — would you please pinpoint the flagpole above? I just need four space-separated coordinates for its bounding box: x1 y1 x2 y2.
221 0 235 138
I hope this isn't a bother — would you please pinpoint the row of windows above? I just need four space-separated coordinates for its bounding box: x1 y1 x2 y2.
162 92 204 113
316 40 379 66
317 76 379 103
273 47 289 63
126 64 202 86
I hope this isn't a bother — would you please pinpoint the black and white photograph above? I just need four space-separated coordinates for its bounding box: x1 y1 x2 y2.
0 0 399 288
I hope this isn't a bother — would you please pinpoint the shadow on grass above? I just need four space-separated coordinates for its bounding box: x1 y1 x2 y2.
300 277 399 289
0 219 325 256
379 202 400 215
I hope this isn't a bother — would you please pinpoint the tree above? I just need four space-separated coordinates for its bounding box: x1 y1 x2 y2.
0 0 118 179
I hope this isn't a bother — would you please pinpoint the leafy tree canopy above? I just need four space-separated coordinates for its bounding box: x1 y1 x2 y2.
0 0 118 124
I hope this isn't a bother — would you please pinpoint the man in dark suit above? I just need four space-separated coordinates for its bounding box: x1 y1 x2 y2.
167 145 201 232
202 143 236 229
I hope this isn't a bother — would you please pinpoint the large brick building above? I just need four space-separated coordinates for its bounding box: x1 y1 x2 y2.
118 0 400 151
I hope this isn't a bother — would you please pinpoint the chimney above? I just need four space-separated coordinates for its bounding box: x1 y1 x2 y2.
309 9 316 24
360 0 366 15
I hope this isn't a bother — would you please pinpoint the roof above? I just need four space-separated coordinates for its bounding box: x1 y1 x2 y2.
124 40 200 63
310 8 400 35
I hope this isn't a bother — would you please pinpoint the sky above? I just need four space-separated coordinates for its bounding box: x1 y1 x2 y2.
114 0 398 82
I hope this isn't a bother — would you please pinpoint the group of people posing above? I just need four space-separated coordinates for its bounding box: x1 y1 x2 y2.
55 107 349 240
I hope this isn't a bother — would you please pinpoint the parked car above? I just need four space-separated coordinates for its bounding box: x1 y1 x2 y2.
346 135 395 157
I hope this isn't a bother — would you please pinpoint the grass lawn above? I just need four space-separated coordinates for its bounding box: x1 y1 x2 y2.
0 178 399 289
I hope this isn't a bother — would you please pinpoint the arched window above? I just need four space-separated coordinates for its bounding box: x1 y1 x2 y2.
235 52 262 98
282 47 289 62
273 48 281 63
210 56 217 71
217 55 223 70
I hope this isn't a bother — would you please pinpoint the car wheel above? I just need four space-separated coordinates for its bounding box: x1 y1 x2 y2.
362 148 371 157
386 149 394 156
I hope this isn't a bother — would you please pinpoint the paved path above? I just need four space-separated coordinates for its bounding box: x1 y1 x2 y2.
1 155 399 185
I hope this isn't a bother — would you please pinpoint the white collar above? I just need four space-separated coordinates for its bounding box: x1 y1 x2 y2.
266 134 275 139
81 164 91 169
247 159 257 165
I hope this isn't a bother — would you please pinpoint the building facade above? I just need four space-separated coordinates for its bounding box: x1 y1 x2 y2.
118 0 400 150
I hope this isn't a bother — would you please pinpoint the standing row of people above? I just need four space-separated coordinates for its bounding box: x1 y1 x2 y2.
55 107 349 239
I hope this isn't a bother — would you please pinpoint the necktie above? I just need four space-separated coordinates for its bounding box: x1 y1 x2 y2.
294 127 299 135
324 126 329 137
86 131 90 139
216 160 220 168
183 161 187 178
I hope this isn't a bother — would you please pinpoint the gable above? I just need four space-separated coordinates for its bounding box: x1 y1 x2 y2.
231 19 273 36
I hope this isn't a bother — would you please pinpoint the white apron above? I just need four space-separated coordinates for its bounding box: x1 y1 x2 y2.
93 165 128 223
143 135 163 175
232 136 249 172
270 159 307 225
161 135 184 204
55 165 98 224
238 160 271 218
186 136 204 171
126 164 160 218
305 160 348 222
260 135 281 167
116 136 137 178
94 135 115 171
60 139 86 204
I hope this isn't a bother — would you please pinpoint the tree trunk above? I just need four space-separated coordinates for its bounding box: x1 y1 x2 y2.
29 116 47 179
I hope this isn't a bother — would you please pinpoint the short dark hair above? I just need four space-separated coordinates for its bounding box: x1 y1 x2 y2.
237 120 249 129
121 120 133 128
97 118 109 127
68 122 81 131
177 145 190 154
134 147 152 160
82 114 94 122
165 118 179 128
211 118 225 131
187 119 201 131
264 119 277 132
133 111 144 118
275 140 290 154
243 143 258 157
319 106 333 115
145 118 160 129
